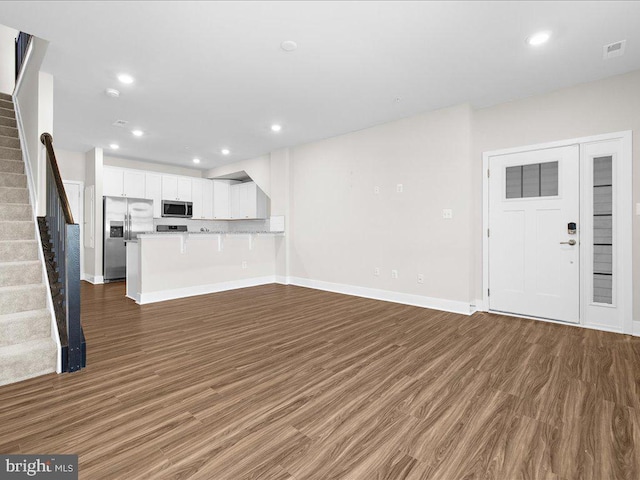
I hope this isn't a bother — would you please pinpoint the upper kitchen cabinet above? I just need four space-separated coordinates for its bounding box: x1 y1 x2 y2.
103 166 145 198
192 179 214 219
212 180 232 219
145 173 162 218
230 181 268 219
162 175 192 201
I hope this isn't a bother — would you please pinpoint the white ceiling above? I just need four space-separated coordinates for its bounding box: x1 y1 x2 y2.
2 1 640 169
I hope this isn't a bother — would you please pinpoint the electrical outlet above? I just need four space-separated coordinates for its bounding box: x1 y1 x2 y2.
417 274 424 284
396 184 403 193
391 269 398 279
241 261 248 269
374 267 380 276
442 209 453 219
374 186 380 194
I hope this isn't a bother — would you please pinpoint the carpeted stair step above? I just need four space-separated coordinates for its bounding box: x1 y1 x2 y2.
0 115 16 128
0 159 24 174
0 261 42 287
0 125 18 138
0 106 15 119
0 186 28 204
0 284 47 315
0 99 12 110
0 92 11 102
0 309 51 347
0 221 35 241
0 203 31 221
0 147 22 162
0 240 38 262
0 338 57 386
0 135 20 149
0 173 27 188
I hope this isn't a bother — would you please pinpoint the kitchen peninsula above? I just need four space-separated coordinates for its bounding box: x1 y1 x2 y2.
126 229 284 304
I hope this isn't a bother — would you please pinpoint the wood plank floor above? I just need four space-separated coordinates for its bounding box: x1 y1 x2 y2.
1 282 639 479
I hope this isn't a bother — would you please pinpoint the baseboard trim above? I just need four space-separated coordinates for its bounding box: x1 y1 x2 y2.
633 320 640 337
138 276 277 305
83 274 104 285
275 275 290 285
470 299 486 314
287 276 472 315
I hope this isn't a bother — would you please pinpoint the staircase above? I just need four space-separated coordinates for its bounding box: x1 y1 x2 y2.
0 92 57 386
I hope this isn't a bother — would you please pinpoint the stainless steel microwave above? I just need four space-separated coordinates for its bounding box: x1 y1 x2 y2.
161 200 193 218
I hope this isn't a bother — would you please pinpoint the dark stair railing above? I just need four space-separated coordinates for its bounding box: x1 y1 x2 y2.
15 32 32 80
39 133 85 372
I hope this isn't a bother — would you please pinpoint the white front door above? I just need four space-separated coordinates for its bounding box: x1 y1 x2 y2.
488 145 580 323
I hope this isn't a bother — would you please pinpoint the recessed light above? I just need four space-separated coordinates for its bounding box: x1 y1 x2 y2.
526 31 551 46
271 124 282 132
193 158 201 164
221 149 230 155
281 40 298 52
109 143 119 150
117 73 134 84
131 130 144 137
105 88 120 98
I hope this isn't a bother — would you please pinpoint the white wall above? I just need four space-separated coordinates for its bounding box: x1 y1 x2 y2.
0 24 17 94
104 155 203 178
270 149 291 279
288 104 474 306
14 37 49 214
473 68 640 322
36 71 53 216
56 148 86 183
83 148 103 281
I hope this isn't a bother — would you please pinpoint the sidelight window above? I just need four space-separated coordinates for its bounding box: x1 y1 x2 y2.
593 156 613 304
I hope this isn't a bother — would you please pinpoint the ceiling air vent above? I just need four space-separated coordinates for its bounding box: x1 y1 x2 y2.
112 119 128 128
603 40 626 60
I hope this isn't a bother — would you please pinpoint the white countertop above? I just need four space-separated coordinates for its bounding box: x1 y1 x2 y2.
137 230 284 238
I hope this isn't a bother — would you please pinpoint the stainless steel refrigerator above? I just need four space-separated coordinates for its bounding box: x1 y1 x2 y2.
103 196 154 282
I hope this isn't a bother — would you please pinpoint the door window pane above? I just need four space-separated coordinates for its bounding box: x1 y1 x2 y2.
505 161 558 199
506 166 522 199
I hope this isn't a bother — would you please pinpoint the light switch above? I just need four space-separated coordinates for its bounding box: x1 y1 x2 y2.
442 209 453 219
374 186 380 194
396 184 403 193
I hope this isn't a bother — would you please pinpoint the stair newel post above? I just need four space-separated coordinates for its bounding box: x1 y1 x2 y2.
65 223 81 371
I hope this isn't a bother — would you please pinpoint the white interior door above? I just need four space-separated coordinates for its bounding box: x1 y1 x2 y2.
488 145 580 323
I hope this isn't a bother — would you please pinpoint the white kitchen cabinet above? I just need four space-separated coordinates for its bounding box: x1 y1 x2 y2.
177 177 192 201
103 167 146 198
192 179 214 219
192 179 203 219
145 173 162 218
230 181 268 219
103 167 123 197
202 180 213 219
230 183 241 219
162 175 192 201
212 180 231 219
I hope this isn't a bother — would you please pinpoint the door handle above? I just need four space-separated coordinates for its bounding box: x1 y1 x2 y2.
560 239 577 246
